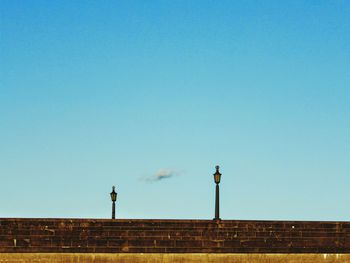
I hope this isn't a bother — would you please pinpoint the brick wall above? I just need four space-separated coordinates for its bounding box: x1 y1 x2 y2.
0 219 349 253
1 254 350 263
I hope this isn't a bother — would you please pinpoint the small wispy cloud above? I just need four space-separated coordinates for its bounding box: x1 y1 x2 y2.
141 169 181 183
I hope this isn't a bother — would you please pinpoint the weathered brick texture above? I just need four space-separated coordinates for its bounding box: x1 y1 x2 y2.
0 219 349 253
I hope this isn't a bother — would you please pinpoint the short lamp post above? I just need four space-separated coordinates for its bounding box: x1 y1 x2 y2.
213 165 222 220
110 186 117 219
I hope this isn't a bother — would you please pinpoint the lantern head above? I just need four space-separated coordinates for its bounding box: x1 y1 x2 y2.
110 186 117 202
213 165 221 184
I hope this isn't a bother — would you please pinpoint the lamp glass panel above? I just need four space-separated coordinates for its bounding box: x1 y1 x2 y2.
214 173 221 183
111 192 117 201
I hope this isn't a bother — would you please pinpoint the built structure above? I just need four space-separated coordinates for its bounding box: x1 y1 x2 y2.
1 218 349 262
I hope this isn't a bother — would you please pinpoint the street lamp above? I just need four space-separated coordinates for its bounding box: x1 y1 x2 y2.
213 165 222 220
110 186 117 219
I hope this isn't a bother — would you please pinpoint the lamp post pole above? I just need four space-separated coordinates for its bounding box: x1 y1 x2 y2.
110 186 117 219
215 182 220 220
213 165 222 221
112 200 116 219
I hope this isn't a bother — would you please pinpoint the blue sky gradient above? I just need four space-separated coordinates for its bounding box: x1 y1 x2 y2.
1 1 349 220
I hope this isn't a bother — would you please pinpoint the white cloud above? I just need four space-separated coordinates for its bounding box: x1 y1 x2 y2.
142 169 181 182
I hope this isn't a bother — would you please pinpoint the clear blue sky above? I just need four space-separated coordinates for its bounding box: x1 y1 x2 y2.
1 1 349 221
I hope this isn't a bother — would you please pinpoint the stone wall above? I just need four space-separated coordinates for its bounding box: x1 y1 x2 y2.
1 218 349 253
1 253 350 263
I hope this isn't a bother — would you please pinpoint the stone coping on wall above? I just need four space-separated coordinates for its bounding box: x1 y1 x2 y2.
1 253 350 263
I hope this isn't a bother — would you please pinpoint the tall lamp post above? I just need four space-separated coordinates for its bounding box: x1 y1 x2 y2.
213 165 222 220
110 186 117 219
